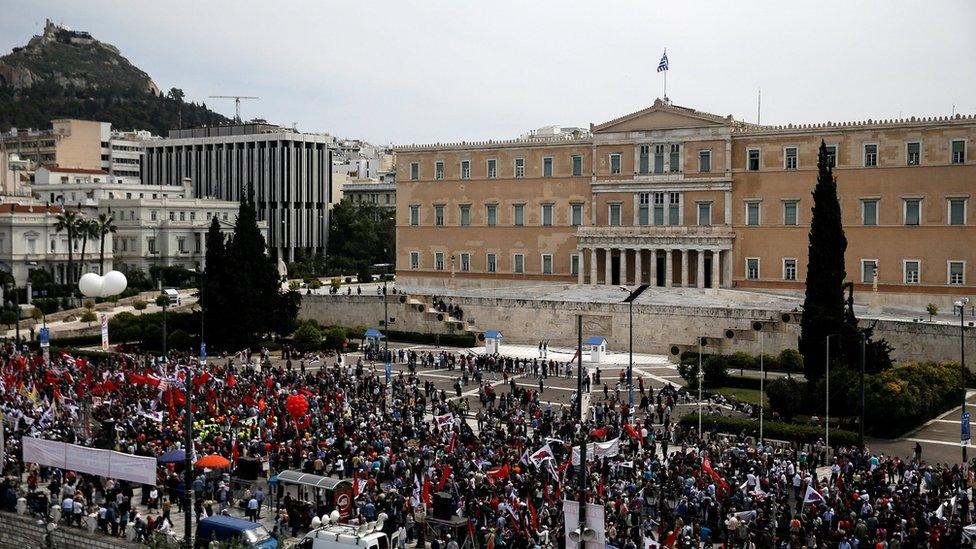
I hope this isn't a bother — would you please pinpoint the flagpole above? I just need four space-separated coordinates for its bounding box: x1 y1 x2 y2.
664 70 667 101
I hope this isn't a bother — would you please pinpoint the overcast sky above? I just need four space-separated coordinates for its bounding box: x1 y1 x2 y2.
2 0 975 144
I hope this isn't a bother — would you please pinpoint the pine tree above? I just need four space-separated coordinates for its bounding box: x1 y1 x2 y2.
800 141 850 382
202 215 227 348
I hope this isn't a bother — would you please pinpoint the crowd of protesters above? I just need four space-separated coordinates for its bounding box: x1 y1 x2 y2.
0 339 972 548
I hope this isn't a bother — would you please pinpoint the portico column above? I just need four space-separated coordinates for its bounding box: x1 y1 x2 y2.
723 249 733 288
634 248 642 285
664 249 673 288
649 249 657 287
577 249 585 284
696 248 706 289
711 249 721 289
680 248 689 287
604 247 612 285
589 248 597 285
619 247 628 285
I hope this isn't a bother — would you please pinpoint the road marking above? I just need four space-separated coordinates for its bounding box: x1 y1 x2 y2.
905 437 969 448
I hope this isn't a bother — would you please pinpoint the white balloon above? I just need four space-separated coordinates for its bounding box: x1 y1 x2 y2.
78 273 104 297
100 271 128 297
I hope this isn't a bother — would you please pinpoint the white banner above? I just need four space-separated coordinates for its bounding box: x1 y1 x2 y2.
22 437 156 485
562 500 606 549
100 313 109 350
571 437 620 465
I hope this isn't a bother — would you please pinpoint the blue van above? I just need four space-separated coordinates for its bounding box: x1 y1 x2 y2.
194 516 278 549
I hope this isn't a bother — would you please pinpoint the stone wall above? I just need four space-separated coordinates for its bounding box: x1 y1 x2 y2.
300 294 975 365
0 510 143 549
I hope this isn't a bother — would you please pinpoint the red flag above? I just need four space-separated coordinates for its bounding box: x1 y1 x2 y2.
702 457 730 497
353 470 360 496
435 465 452 492
663 530 677 547
226 374 237 388
232 438 239 466
192 372 210 388
527 500 538 531
422 475 432 506
598 477 604 497
624 423 642 441
487 463 510 480
590 426 609 438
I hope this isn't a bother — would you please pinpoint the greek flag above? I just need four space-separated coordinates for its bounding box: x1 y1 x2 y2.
657 51 669 72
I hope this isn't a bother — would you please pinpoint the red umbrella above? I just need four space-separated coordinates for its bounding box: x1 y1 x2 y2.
194 454 231 469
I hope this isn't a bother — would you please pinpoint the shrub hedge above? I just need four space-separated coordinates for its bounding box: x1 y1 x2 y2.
679 413 859 447
861 360 964 438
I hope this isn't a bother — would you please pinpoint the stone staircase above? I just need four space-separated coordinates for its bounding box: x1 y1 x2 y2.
396 293 484 340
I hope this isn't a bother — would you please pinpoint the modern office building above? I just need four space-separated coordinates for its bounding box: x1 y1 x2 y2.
141 122 332 261
395 99 975 306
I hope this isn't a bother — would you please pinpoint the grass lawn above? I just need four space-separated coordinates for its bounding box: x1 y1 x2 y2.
712 387 764 406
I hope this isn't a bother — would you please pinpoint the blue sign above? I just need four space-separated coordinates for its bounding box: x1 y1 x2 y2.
39 327 50 348
199 342 207 361
385 363 392 382
963 411 971 442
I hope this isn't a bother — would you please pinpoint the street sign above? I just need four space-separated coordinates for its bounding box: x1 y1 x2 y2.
962 411 971 444
39 327 50 348
199 342 207 363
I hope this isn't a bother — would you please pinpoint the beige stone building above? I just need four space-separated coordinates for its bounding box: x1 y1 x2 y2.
395 100 975 305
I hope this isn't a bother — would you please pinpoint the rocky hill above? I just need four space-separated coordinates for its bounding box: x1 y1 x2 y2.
0 19 230 135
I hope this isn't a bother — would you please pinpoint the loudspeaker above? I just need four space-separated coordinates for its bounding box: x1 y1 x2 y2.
477 333 486 342
725 329 735 339
433 492 453 520
781 313 792 323
399 296 407 304
235 457 261 480
669 345 680 356
752 321 763 331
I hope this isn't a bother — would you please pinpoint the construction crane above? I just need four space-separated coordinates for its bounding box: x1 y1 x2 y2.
208 95 260 123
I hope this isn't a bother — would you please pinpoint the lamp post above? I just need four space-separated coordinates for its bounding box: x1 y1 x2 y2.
373 263 392 353
574 314 589 549
698 335 706 436
752 321 766 443
957 297 970 466
825 334 837 450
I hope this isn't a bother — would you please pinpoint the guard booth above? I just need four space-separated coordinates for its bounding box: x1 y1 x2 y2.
363 328 385 350
484 330 502 354
586 336 607 363
274 470 354 521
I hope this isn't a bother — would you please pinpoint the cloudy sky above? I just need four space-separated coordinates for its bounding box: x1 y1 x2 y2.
2 0 974 144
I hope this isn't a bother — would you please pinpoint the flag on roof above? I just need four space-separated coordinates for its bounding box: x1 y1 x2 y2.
657 50 669 72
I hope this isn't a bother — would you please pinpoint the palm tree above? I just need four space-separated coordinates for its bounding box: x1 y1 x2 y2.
54 210 80 284
95 212 118 274
78 218 99 279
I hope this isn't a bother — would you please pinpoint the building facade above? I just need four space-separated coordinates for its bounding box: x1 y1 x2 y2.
32 166 190 207
141 123 332 262
341 172 396 210
395 99 975 305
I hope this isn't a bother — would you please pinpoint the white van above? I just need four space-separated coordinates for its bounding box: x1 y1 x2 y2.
296 523 398 549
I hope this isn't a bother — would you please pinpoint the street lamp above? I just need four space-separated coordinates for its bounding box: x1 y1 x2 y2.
618 287 635 408
373 263 393 352
752 321 766 443
957 297 970 466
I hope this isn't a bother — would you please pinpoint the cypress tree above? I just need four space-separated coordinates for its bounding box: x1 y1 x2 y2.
202 215 227 348
799 141 849 382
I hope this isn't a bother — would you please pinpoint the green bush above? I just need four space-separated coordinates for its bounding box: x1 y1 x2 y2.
34 298 59 315
766 378 804 419
293 321 324 352
758 353 779 372
728 351 756 373
862 360 964 437
133 299 147 312
703 355 729 386
80 310 98 324
778 349 803 375
679 413 859 447
322 325 348 350
1 310 17 327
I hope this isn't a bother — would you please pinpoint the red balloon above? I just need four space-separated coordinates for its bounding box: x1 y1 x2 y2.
285 394 309 419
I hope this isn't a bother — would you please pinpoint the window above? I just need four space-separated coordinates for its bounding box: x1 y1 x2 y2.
190 212 196 222
541 254 553 274
746 201 761 226
862 200 878 226
746 258 760 280
907 142 921 166
434 253 444 271
669 144 680 172
571 155 583 176
435 161 445 180
461 160 470 179
949 261 965 285
747 148 760 171
148 237 157 254
27 238 36 254
513 254 524 274
486 253 497 273
638 145 650 174
668 192 680 225
952 140 966 164
410 162 419 180
541 204 553 226
653 145 665 174
435 205 445 226
861 260 878 283
653 192 665 225
169 212 176 221
570 254 580 276
194 233 201 253
824 145 837 168
783 201 798 226
699 150 711 173
571 203 583 226
410 205 420 226
783 259 797 281
904 260 920 284
864 144 878 167
514 158 525 178
177 237 187 253
609 154 621 175
904 199 921 225
486 204 497 227
697 202 712 226
784 147 798 170
151 210 158 221
543 157 553 178
513 204 524 226
460 253 470 272
949 198 967 225
487 159 497 178
609 203 622 226
638 193 650 225
459 205 471 226
410 252 420 270
179 211 186 221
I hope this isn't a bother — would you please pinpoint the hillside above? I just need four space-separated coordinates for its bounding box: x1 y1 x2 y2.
0 20 229 135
